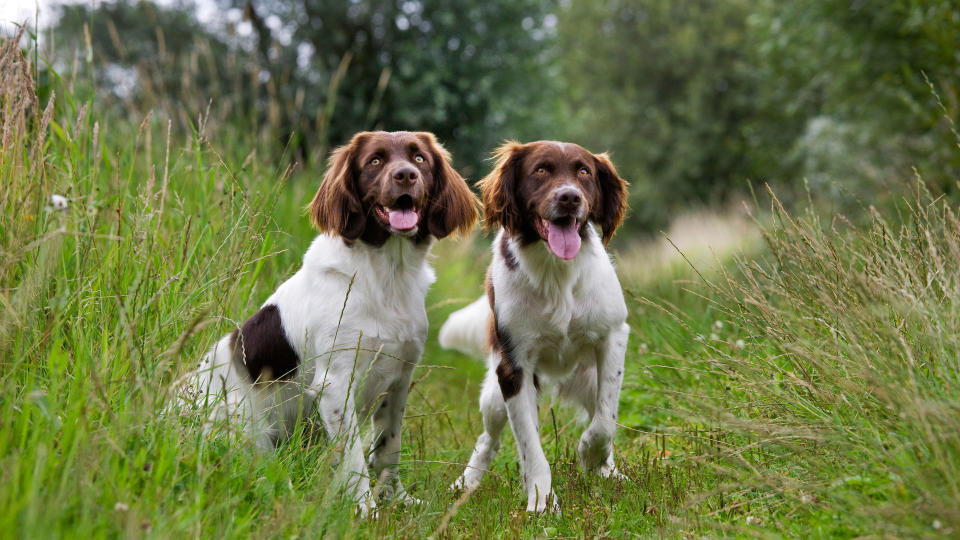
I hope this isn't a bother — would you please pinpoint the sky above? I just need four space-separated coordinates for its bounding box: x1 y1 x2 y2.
1 0 59 33
1 0 298 67
0 0 224 35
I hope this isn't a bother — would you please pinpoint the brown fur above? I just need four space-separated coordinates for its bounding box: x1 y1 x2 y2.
484 266 524 399
477 141 527 237
484 270 496 351
417 132 480 239
309 132 368 239
498 233 520 270
590 152 628 245
229 304 299 382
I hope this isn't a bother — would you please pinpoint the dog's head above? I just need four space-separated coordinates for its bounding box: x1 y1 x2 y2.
309 131 478 244
477 141 628 259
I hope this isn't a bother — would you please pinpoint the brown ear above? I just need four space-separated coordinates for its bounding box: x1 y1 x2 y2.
418 133 479 239
308 133 368 239
590 152 628 245
476 141 526 234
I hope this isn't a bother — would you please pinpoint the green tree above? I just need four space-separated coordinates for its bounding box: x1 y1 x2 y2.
236 0 562 176
748 0 960 196
555 0 960 233
50 2 255 118
556 0 762 232
49 0 563 177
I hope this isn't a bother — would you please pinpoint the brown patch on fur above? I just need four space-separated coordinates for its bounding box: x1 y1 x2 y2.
477 141 527 238
485 269 495 309
231 304 299 382
590 152 628 245
485 269 523 399
498 234 519 270
492 322 523 399
308 132 369 240
416 132 480 239
484 270 497 352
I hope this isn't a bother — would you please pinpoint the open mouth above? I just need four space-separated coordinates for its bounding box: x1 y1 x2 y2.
535 216 582 260
375 194 420 231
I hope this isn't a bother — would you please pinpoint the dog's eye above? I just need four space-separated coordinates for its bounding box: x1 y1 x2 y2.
578 167 590 175
370 157 382 166
414 155 424 163
536 167 546 174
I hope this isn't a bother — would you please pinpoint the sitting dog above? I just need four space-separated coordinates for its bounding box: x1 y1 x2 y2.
178 131 477 512
439 140 629 512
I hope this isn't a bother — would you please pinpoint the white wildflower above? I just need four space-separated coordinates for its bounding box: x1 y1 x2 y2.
638 343 649 355
933 520 942 530
710 333 719 341
50 194 68 210
735 339 745 349
114 502 129 512
745 515 756 525
714 320 724 330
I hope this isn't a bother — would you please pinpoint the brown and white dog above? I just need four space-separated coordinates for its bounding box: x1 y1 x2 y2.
439 141 629 512
177 131 477 513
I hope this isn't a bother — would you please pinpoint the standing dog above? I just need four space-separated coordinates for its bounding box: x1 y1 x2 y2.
439 141 629 512
178 131 477 512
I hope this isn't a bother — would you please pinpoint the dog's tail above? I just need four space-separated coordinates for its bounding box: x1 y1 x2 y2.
438 296 490 359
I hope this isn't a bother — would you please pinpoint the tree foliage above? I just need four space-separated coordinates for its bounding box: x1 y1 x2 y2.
556 0 960 232
556 0 761 231
236 0 560 176
748 0 960 195
49 0 560 178
43 0 960 234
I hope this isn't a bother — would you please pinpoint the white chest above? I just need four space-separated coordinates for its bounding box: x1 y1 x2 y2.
528 327 604 376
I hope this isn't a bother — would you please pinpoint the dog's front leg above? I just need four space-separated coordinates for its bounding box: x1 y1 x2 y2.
315 363 374 514
578 322 629 478
368 347 419 505
501 359 557 513
452 363 508 491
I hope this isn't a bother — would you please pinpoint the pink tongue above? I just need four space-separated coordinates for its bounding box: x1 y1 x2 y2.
546 221 581 260
388 208 418 230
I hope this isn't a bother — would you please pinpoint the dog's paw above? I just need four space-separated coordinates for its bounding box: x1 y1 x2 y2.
356 494 379 519
600 465 628 481
450 474 479 492
393 490 422 506
525 490 560 514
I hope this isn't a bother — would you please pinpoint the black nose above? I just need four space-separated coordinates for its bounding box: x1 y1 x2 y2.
392 165 420 185
556 187 583 211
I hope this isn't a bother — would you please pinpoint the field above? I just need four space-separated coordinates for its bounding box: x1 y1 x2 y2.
3 32 960 538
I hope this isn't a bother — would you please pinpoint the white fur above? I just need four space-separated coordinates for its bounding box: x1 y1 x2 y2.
176 233 435 513
443 225 629 512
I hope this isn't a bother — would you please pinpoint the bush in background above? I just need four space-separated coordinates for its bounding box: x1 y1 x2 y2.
557 0 960 233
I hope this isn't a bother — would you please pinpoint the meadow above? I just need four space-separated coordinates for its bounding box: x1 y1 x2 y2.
3 28 960 538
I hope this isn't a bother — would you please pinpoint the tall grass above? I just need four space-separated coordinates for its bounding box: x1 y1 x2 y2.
657 185 960 534
0 28 369 536
7 20 960 536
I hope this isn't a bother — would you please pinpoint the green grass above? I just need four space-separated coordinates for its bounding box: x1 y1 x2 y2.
3 33 960 538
